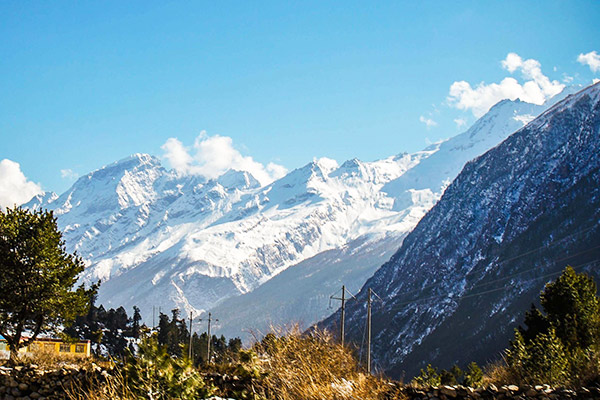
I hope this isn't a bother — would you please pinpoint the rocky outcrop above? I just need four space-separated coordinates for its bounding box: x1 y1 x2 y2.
0 363 110 400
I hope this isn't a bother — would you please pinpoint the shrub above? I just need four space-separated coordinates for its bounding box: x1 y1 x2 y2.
463 362 483 387
123 335 213 400
412 364 440 387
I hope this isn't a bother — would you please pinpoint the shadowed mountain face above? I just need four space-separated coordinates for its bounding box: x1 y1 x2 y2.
321 83 600 379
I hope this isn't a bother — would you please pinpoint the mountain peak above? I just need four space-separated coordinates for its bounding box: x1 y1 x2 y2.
217 169 261 190
111 153 161 169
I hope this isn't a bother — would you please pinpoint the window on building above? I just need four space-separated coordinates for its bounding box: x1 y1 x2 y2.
59 343 71 353
75 344 86 353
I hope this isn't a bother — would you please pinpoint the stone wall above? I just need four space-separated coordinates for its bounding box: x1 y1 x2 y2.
0 364 108 400
401 384 600 400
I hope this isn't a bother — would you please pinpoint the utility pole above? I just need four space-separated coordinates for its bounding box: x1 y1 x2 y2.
330 285 355 346
152 306 155 330
188 311 193 359
340 286 345 346
200 312 218 363
367 288 372 374
207 312 212 363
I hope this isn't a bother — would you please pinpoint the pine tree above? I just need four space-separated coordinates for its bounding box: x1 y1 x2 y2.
0 207 96 361
506 266 600 385
131 306 142 339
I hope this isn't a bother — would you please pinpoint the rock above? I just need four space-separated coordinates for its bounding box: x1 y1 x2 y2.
18 382 28 391
30 392 41 399
440 386 457 398
525 388 538 397
506 384 519 392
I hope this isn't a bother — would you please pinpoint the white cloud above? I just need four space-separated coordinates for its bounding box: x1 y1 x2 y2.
161 132 288 186
448 53 564 117
454 118 467 128
0 159 43 210
577 51 600 73
419 115 437 128
60 168 78 180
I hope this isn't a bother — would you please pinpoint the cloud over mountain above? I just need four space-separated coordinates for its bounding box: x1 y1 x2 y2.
161 131 287 185
0 159 43 210
578 51 600 73
448 53 564 117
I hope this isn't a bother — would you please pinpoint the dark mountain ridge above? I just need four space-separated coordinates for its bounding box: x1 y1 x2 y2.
320 82 600 379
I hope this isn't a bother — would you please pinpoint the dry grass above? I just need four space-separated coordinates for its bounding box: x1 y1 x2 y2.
64 366 135 400
254 326 390 400
481 359 515 387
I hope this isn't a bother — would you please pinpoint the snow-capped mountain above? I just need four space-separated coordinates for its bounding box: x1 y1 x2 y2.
26 150 428 319
25 86 579 335
320 82 600 378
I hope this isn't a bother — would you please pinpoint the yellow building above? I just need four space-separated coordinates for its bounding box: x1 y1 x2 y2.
0 337 91 357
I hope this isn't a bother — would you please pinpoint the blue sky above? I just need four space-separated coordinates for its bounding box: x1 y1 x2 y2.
1 1 599 205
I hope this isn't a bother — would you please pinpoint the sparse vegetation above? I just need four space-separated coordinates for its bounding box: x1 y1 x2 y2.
412 362 482 388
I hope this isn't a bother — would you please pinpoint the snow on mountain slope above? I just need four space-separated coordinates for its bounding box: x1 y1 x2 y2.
24 87 578 328
25 151 429 321
383 87 580 210
211 231 406 343
320 82 600 379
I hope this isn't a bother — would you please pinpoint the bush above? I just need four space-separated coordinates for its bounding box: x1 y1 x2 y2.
413 362 481 388
123 335 213 400
463 362 483 387
412 364 440 387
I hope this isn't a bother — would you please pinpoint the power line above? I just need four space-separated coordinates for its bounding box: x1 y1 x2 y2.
407 245 600 307
384 257 600 312
389 223 599 302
